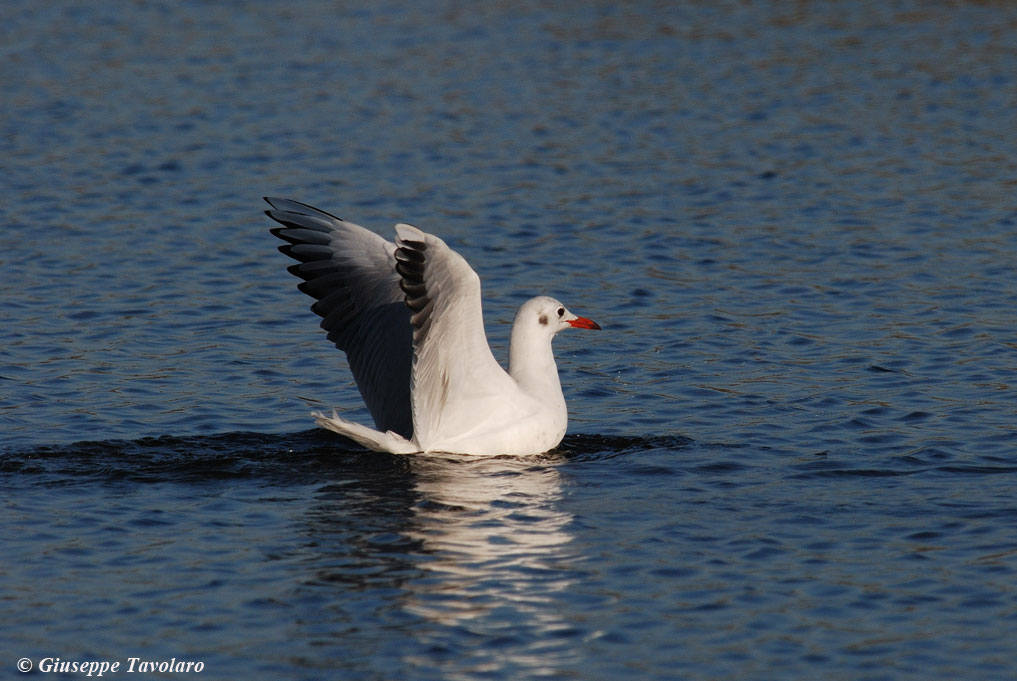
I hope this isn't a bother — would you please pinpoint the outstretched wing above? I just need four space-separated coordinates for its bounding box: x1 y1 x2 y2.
266 197 413 438
393 223 515 447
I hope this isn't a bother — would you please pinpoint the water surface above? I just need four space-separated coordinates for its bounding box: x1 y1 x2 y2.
2 2 1016 679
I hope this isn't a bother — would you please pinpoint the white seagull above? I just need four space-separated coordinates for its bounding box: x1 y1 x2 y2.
265 197 601 456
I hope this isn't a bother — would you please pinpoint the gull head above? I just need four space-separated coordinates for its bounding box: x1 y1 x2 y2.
517 295 601 337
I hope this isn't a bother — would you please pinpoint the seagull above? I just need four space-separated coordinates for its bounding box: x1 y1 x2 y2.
265 197 601 456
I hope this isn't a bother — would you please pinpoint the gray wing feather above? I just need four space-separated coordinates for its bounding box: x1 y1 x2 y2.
392 223 512 446
265 197 413 438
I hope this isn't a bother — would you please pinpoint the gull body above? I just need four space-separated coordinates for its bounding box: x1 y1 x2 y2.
266 198 600 456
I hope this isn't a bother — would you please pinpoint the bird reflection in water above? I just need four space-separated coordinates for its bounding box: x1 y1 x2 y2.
401 453 582 675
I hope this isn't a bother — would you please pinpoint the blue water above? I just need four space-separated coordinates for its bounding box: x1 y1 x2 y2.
3 1 1017 679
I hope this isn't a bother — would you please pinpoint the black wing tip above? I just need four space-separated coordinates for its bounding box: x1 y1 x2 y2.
264 196 298 210
286 263 316 281
265 209 289 230
395 245 426 264
262 197 345 222
277 243 335 263
399 238 427 251
395 260 424 280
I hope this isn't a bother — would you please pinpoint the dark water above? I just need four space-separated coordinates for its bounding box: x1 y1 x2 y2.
3 1 1017 679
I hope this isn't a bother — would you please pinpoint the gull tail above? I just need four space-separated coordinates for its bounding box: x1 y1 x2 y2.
312 410 419 454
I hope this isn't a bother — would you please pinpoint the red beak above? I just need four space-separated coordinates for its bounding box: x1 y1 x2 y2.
567 316 601 330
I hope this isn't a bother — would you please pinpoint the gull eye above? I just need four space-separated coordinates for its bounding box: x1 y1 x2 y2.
557 307 564 317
